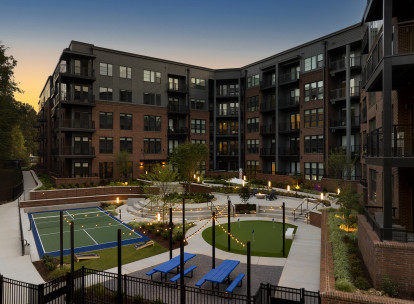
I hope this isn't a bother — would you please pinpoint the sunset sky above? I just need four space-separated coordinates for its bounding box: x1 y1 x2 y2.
1 0 366 111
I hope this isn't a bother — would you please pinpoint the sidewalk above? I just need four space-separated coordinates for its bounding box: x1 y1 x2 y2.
0 171 44 284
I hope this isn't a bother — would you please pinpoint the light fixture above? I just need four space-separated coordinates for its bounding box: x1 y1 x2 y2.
157 213 161 221
268 181 271 188
337 188 340 195
287 185 290 192
243 175 246 181
320 193 324 200
116 197 119 204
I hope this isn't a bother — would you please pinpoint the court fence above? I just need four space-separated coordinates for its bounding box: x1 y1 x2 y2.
0 267 320 304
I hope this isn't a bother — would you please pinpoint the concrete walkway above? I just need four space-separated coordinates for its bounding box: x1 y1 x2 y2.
0 171 44 284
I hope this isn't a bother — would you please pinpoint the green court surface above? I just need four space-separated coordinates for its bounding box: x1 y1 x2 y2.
202 220 297 257
30 207 149 257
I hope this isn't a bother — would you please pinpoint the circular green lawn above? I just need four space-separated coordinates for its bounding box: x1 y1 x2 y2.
202 220 297 257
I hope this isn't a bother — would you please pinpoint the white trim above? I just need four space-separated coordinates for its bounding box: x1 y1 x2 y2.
32 217 46 254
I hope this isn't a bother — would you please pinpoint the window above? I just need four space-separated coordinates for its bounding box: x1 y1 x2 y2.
74 85 90 103
100 63 113 76
120 137 133 153
369 118 376 132
304 162 324 180
369 91 376 106
290 89 300 104
218 84 239 96
119 161 133 178
192 139 206 144
247 118 259 133
304 108 323 128
144 115 161 131
99 112 113 129
143 93 161 105
290 162 300 175
191 78 206 89
247 139 259 154
119 90 132 102
99 87 113 101
304 135 324 153
99 137 113 154
247 75 260 88
74 136 90 155
218 140 238 155
190 98 206 110
304 81 323 102
143 70 161 83
290 114 300 130
246 160 259 174
99 162 113 178
304 54 324 72
169 139 180 154
191 119 206 134
120 66 132 79
247 96 259 112
370 169 377 202
144 138 161 154
120 114 132 130
74 162 89 178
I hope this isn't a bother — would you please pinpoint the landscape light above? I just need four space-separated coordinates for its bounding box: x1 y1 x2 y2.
337 188 340 195
287 185 290 192
320 193 324 200
116 197 119 204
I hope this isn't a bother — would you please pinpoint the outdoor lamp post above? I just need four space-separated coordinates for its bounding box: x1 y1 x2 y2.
279 202 286 257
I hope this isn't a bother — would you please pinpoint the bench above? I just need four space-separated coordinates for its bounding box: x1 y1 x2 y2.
146 269 157 280
285 228 295 240
169 265 197 283
75 253 100 262
225 273 245 293
134 240 154 250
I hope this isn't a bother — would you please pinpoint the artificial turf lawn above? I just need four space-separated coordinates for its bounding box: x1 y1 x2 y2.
62 242 167 271
202 220 297 257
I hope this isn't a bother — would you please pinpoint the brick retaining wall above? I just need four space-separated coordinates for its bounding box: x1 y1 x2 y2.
309 211 322 228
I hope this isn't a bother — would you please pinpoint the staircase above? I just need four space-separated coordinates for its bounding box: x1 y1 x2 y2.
292 198 323 223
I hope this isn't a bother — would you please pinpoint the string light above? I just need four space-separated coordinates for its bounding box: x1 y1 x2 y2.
184 218 212 242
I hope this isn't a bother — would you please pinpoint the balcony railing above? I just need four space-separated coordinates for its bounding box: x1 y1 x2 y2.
329 56 361 71
260 125 275 134
260 80 276 90
278 72 300 84
55 119 95 131
60 93 95 106
168 104 188 114
361 27 369 54
247 147 259 154
52 146 95 156
167 83 188 94
363 206 414 242
260 148 276 156
279 97 299 109
216 151 238 156
54 63 95 82
279 122 300 132
336 145 361 155
216 129 238 136
279 147 300 156
330 116 360 128
260 102 276 112
366 124 414 157
363 33 384 86
329 86 360 100
216 108 239 116
168 127 188 135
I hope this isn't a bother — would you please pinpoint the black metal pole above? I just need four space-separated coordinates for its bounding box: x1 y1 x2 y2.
182 198 185 238
70 221 74 274
118 229 122 304
60 211 63 269
180 237 185 304
212 211 215 269
169 207 173 260
119 209 122 220
228 199 231 252
283 202 286 258
247 241 251 300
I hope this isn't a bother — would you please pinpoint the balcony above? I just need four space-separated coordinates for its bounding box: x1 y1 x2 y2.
216 151 238 156
279 147 299 157
247 147 259 154
168 127 188 136
260 80 275 91
393 21 414 55
366 125 414 158
260 148 276 157
216 129 238 136
279 97 299 109
260 125 275 135
279 123 300 133
54 63 95 83
329 56 361 74
361 28 369 54
167 83 188 94
260 102 276 113
168 104 188 115
329 116 360 130
362 34 383 88
54 119 95 132
51 146 95 158
278 72 300 85
216 108 239 117
59 93 95 107
329 86 360 103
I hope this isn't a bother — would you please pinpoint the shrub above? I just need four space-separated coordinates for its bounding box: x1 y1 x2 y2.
354 276 370 290
49 265 70 279
133 295 144 304
381 276 399 298
336 279 354 292
151 299 164 304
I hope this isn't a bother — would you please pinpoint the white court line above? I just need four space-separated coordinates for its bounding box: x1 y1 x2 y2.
83 229 98 245
39 223 124 236
32 216 46 254
65 210 74 220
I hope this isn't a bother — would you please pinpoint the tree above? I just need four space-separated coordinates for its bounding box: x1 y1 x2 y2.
337 186 363 229
0 43 22 98
169 143 208 193
9 126 28 164
238 184 251 204
327 147 356 180
114 151 131 179
145 163 178 221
